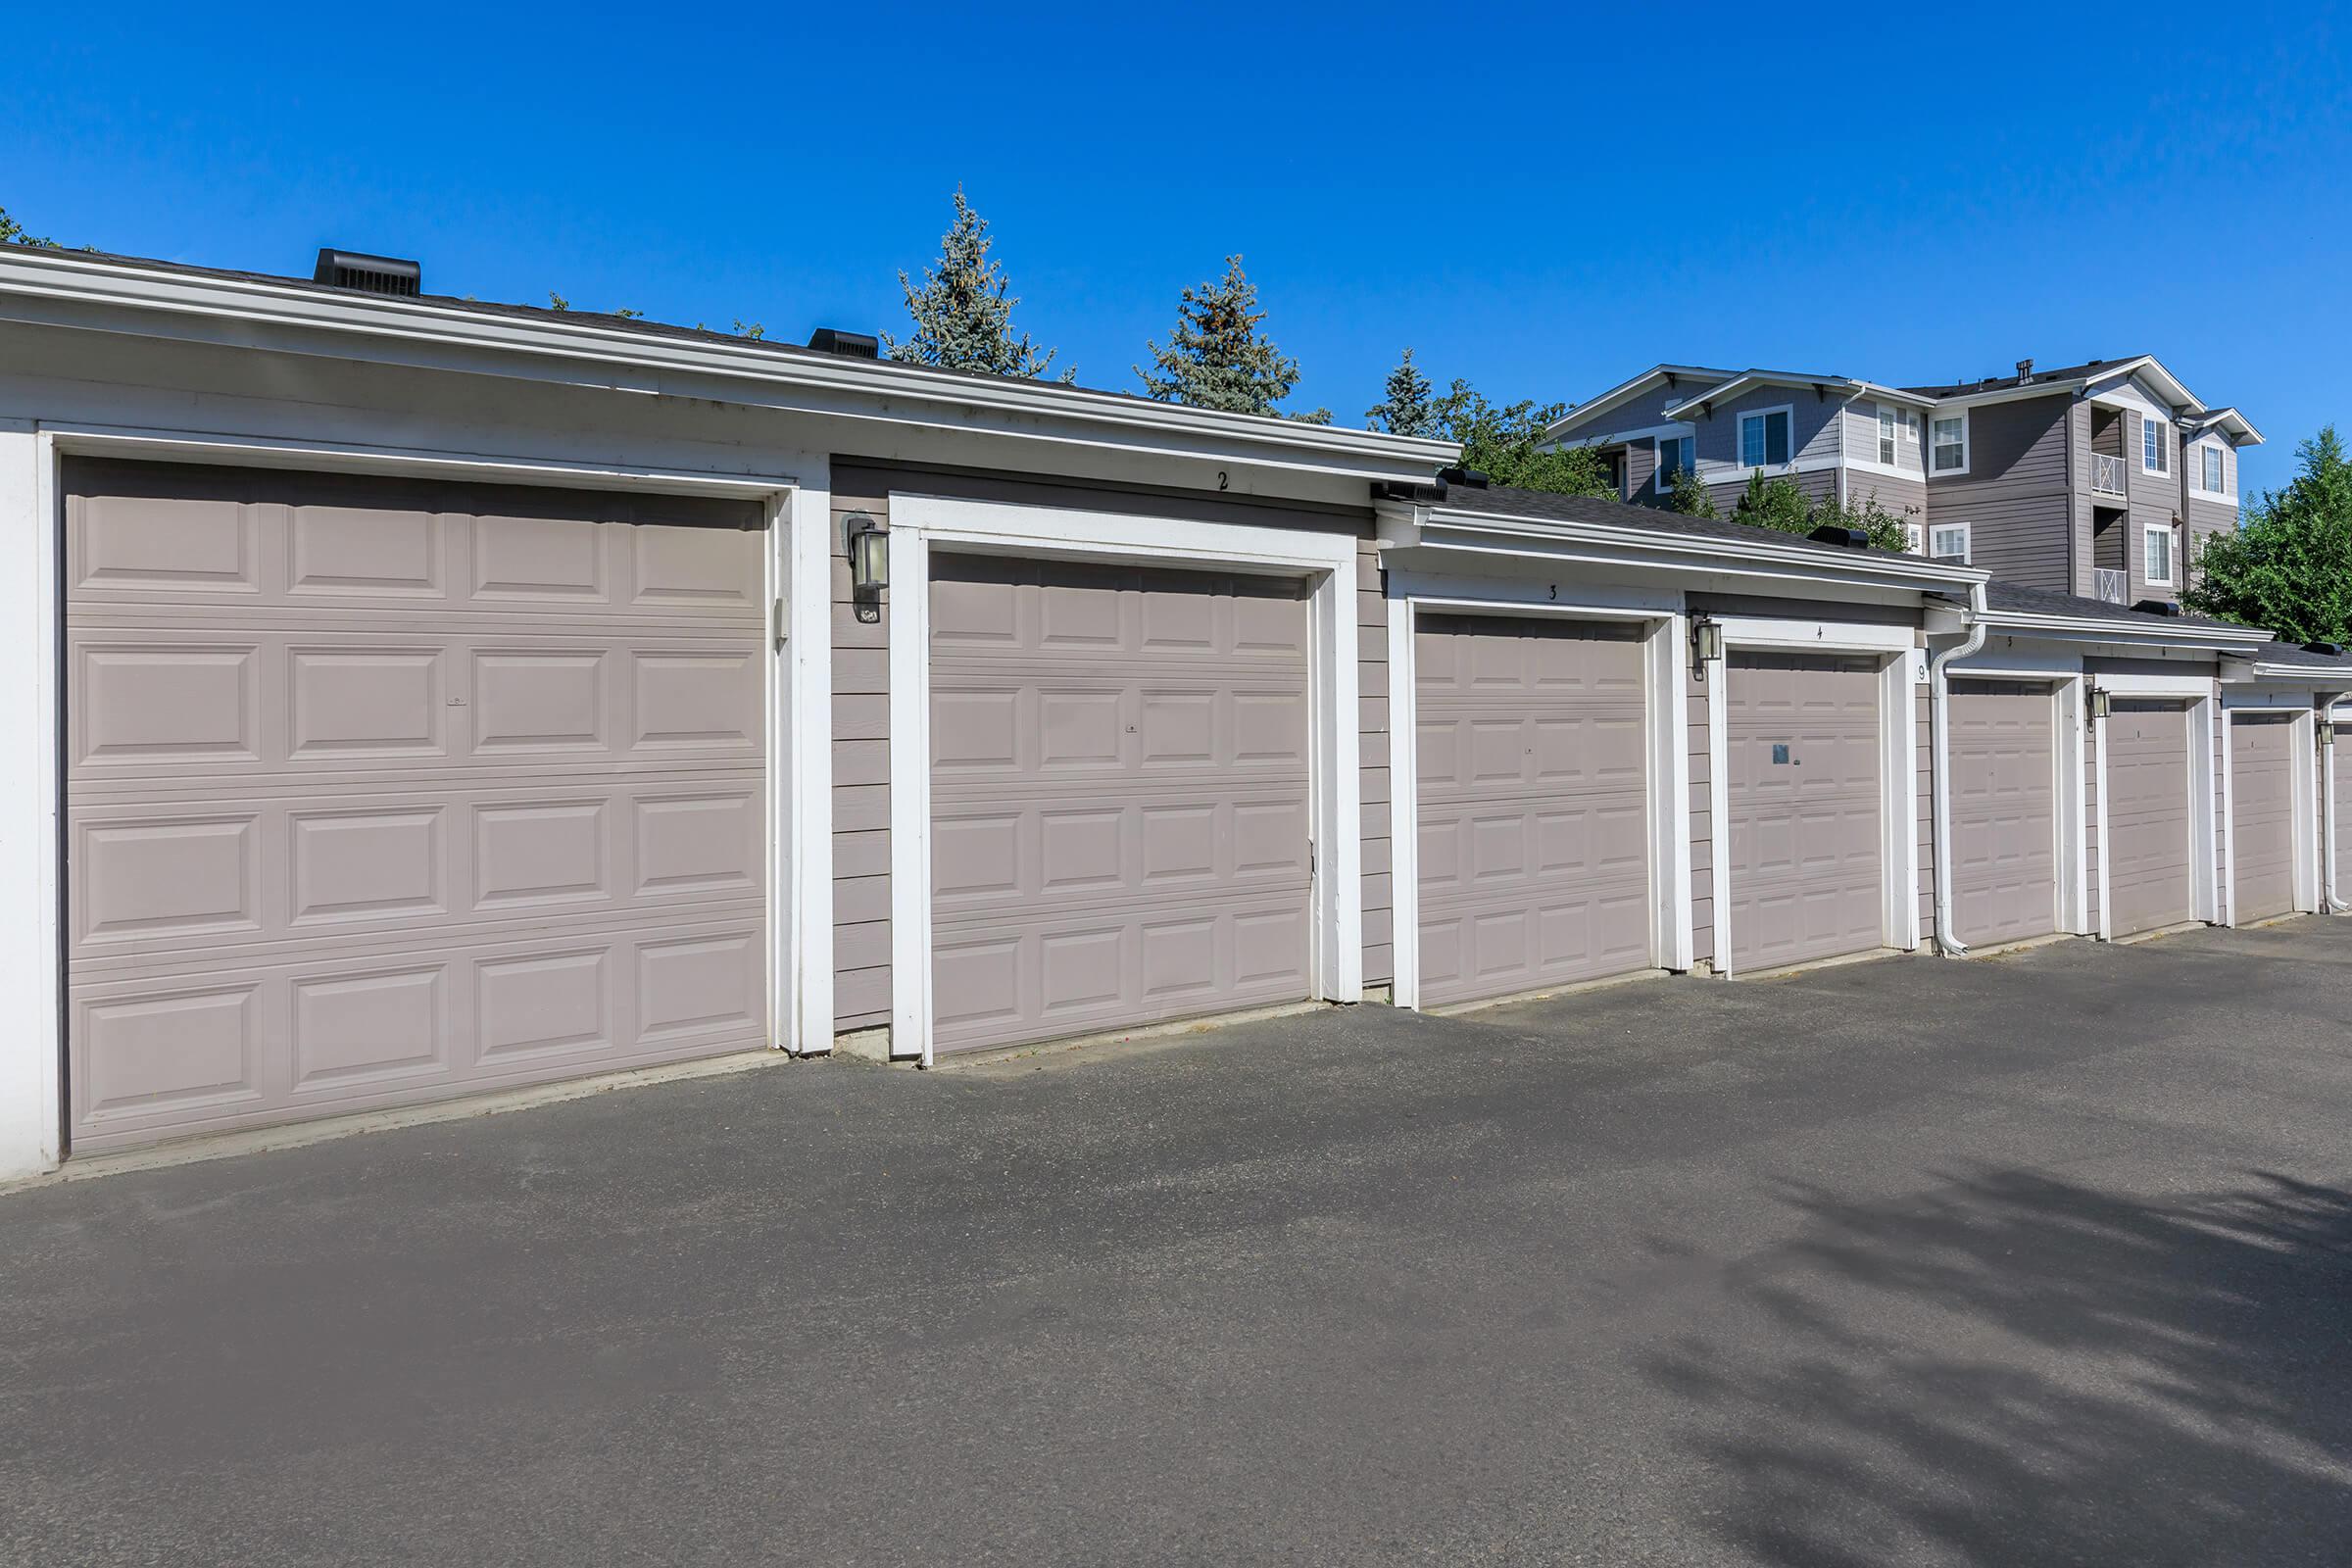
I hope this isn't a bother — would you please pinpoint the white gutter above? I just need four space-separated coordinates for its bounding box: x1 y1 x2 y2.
1930 583 1992 956
0 249 1457 477
1413 509 1988 593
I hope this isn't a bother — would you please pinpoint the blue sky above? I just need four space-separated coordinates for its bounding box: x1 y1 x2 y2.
5 1 2345 492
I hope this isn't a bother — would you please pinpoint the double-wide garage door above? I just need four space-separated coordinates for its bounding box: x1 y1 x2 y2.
66 460 770 1152
1414 615 1650 1007
928 556 1313 1054
2230 711 2298 922
1726 652 1886 972
2106 700 2194 937
1948 680 2059 947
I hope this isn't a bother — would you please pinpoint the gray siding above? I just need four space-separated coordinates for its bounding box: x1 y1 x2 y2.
2126 410 2182 604
828 461 1379 1037
1844 470 1927 531
2184 495 2238 588
1691 383 1842 476
1624 438 1658 502
1843 400 1926 476
1704 466 1836 518
1925 393 2072 592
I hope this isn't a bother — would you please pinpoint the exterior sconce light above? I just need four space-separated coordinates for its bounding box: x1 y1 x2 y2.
1691 618 1725 666
2089 688 2112 721
845 513 888 624
2321 720 2336 749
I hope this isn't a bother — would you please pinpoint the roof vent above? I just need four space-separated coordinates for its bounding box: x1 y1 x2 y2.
313 249 420 297
807 327 879 359
2132 599 2184 617
1437 465 1490 489
2304 640 2344 657
1809 524 1871 550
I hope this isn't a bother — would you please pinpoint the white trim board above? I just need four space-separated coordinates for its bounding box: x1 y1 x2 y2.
1382 583 1693 1010
884 492 1362 1065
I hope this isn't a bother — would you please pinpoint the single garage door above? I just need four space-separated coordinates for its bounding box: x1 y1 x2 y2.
928 556 1312 1054
65 460 771 1153
2105 700 2195 937
2231 711 2298 922
1949 679 2059 947
1414 614 1649 1007
1726 651 1885 972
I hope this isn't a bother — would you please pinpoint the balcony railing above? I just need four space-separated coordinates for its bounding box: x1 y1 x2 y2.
2093 567 2128 605
2091 453 2127 497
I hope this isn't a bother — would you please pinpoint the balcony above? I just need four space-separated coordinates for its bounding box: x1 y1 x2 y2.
2091 453 2127 498
2093 567 2128 605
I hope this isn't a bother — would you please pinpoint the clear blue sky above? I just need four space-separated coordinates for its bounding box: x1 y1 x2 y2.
6 1 2346 493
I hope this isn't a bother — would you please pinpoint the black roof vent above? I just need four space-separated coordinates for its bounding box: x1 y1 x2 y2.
1809 524 1871 549
313 249 420 297
2132 599 2184 617
1437 465 1490 489
807 327 879 359
2303 640 2344 657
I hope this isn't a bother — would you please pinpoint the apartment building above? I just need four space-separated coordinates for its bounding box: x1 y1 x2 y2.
1544 357 2263 607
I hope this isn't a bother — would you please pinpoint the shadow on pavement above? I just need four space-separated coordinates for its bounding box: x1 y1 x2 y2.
1646 1168 2352 1566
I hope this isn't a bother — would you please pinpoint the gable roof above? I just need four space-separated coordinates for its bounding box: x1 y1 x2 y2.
1541 364 1737 443
1658 370 1935 420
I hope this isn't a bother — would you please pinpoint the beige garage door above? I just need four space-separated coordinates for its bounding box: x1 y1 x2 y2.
66 460 769 1153
1415 614 1649 1006
928 556 1312 1054
1727 651 1885 972
2106 700 2194 937
1949 680 2059 947
2232 711 2297 922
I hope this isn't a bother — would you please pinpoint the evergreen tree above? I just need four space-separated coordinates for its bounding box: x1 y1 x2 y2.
1433 380 1613 496
884 188 1070 382
1809 487 1913 553
1366 348 1436 437
1137 256 1328 421
1667 465 1719 518
2183 426 2352 644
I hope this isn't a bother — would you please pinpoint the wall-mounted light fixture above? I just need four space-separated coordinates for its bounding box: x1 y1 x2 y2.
844 513 888 624
2089 688 2112 721
2321 720 2337 750
1691 618 1724 665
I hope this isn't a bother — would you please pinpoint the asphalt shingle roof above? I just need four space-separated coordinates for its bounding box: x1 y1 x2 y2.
1980 579 2245 631
1900 358 2139 399
1437 484 1930 566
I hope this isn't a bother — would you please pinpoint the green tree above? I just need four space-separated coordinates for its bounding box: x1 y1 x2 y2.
1730 471 1911 552
1137 255 1328 421
1431 380 1613 496
1667 465 1719 518
1811 488 1914 553
1365 348 1436 437
2183 426 2352 643
1 205 73 249
885 188 1069 382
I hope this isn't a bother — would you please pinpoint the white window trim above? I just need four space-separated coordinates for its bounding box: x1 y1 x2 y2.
1384 580 1692 1009
2142 520 2177 587
1737 404 1798 471
1929 408 1971 477
1929 521 1972 564
2142 413 2172 476
885 491 1361 1066
1704 617 1923 975
2192 439 2233 502
1652 433 1694 495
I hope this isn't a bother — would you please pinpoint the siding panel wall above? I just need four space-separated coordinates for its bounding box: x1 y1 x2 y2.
1926 393 2072 593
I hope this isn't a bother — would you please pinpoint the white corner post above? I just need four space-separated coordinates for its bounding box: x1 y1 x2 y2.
785 463 836 1055
1384 590 1420 1009
0 423 62 1180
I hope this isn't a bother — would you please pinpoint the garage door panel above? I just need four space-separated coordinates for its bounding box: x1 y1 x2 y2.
1415 615 1651 1006
2106 701 2194 936
64 462 770 1152
930 557 1313 1054
1949 680 2061 947
1728 652 1885 972
2231 712 2298 922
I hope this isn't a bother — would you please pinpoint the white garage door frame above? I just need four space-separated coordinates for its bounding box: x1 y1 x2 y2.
2219 691 2319 924
5 422 826 1171
1702 616 1921 977
885 492 1361 1066
2330 698 2349 912
2088 671 2220 939
1947 650 2094 941
1382 573 1692 1012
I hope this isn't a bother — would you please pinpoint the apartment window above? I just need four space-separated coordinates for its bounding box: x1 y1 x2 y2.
1931 414 1968 473
1740 408 1792 468
1654 434 1694 493
1929 523 1972 564
2201 442 2226 494
2142 415 2170 474
1878 407 1897 466
2143 522 2175 587
1905 522 1926 554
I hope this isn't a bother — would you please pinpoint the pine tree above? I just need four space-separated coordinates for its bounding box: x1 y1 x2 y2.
1365 348 1436 437
884 188 1069 382
2183 426 2352 643
1137 256 1329 421
1667 465 1719 518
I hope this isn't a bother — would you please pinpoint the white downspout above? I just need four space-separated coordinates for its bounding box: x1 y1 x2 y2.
2327 697 2346 913
1930 583 1991 956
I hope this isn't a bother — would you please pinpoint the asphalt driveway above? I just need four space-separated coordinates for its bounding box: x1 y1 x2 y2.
7 919 2352 1566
